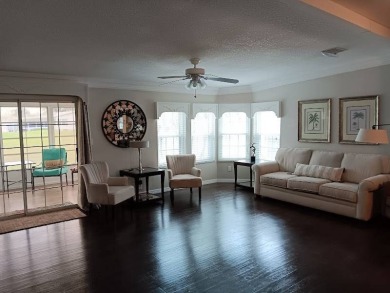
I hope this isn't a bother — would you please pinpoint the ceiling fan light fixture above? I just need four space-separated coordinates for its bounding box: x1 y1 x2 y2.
185 78 206 90
199 78 206 89
185 79 196 90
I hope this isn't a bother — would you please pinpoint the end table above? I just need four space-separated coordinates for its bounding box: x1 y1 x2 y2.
120 167 165 203
234 160 255 190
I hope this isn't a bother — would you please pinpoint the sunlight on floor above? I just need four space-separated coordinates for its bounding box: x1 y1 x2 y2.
0 184 79 217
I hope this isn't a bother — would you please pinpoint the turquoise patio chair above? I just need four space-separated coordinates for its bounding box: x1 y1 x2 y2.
32 148 69 190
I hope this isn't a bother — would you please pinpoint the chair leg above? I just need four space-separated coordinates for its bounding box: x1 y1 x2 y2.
31 176 35 192
60 174 63 191
65 173 68 186
170 188 174 203
190 187 193 194
199 187 202 201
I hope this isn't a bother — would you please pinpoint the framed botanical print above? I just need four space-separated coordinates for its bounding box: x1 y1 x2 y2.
298 98 331 142
339 95 379 144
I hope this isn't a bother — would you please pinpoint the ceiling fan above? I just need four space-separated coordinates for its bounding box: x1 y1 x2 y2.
158 58 239 92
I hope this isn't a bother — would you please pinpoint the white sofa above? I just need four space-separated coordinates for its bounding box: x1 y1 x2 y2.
252 148 390 221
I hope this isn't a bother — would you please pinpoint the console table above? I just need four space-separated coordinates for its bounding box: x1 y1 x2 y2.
119 167 165 203
234 160 255 190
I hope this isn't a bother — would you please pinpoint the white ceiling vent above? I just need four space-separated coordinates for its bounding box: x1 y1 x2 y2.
321 47 347 57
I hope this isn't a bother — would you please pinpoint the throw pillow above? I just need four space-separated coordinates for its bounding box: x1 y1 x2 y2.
44 159 65 169
293 163 344 182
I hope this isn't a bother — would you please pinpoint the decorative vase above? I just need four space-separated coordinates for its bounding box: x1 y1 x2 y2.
250 143 256 163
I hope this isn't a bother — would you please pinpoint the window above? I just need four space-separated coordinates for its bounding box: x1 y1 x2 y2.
191 112 216 163
0 102 77 167
53 105 77 164
218 112 249 161
252 111 280 161
157 112 187 167
21 106 49 165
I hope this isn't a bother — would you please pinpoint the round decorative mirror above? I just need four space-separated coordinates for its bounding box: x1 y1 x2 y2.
102 100 147 148
117 115 134 133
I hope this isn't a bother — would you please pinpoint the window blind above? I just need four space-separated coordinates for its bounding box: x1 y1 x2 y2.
191 112 216 163
218 112 249 161
157 112 187 167
252 111 280 161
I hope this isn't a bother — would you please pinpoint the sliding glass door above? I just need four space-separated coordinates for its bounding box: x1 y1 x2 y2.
0 99 78 218
0 102 25 216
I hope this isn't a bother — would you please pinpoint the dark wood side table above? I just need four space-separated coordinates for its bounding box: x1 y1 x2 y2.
119 167 165 203
377 181 390 218
234 160 255 190
71 167 78 186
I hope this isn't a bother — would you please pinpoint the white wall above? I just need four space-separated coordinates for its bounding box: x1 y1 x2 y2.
250 65 390 156
0 76 88 99
1 64 390 191
88 88 219 189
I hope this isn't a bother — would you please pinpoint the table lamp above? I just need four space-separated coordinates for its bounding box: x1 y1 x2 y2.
129 140 150 171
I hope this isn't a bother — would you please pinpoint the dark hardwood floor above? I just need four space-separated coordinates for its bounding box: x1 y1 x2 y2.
1 183 390 293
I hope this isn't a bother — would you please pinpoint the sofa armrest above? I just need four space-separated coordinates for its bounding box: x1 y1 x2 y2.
167 169 173 179
88 183 109 195
191 167 201 177
252 161 280 196
252 161 280 175
108 176 129 186
360 174 390 192
357 174 390 220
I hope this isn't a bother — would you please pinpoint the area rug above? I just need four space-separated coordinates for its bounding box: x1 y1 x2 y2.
0 208 86 234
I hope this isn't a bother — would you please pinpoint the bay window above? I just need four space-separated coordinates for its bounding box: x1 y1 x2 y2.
252 111 280 161
157 111 187 167
191 112 216 163
218 112 250 161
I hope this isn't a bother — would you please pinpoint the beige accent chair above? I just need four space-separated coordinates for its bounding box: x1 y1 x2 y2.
166 154 202 203
79 161 135 209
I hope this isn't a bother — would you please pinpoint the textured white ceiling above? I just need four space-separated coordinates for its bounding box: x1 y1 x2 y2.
0 0 390 95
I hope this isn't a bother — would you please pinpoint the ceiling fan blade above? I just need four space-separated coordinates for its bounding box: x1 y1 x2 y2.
158 75 188 79
204 77 239 84
159 77 189 86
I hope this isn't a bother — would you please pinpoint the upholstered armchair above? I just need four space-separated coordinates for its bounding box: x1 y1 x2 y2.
32 147 69 191
79 161 135 208
166 154 202 203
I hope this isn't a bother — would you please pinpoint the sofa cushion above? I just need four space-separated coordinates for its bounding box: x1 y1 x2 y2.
341 153 383 183
319 182 358 203
169 174 202 188
287 176 331 194
293 163 344 182
309 150 344 167
275 148 312 172
260 172 297 188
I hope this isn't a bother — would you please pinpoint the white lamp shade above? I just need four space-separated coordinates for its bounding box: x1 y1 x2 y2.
355 129 389 144
129 140 149 148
